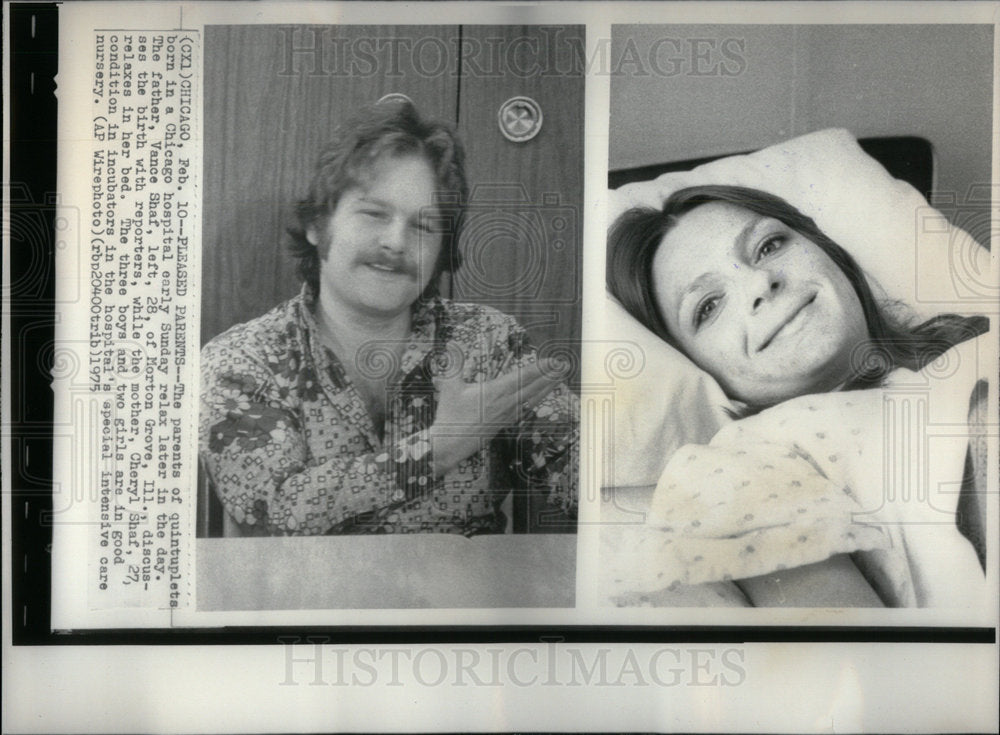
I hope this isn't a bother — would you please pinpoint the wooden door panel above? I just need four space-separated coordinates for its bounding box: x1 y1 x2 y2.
453 26 585 377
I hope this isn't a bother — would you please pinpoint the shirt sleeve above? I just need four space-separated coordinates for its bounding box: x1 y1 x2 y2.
199 338 435 536
490 318 579 532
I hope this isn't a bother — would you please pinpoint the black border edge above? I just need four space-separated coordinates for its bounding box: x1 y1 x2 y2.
10 1 59 646
38 626 998 646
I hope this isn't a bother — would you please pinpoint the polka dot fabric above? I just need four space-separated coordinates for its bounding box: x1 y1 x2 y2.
609 322 993 610
606 389 916 605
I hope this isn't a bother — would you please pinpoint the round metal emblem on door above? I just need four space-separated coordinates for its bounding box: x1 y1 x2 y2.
498 96 543 142
377 92 414 106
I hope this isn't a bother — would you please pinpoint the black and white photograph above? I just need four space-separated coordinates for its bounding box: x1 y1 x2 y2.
5 2 999 732
195 24 584 610
601 24 995 610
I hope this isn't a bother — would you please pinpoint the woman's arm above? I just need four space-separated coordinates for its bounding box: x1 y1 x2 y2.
736 554 885 607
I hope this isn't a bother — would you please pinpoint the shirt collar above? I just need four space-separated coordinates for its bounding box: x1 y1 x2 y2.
296 282 442 374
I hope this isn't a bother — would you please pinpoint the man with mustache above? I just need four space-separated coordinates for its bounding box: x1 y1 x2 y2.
199 99 578 536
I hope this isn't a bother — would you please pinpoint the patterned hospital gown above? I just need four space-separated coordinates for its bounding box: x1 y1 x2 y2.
606 329 991 608
200 286 578 536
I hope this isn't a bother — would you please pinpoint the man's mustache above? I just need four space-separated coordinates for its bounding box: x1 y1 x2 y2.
360 252 419 278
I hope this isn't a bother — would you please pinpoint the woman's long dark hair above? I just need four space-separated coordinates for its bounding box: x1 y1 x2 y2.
607 185 988 400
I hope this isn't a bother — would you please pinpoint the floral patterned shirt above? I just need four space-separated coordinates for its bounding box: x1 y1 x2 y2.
199 286 578 536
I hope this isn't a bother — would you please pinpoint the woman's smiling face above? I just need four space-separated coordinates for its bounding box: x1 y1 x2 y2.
652 201 868 407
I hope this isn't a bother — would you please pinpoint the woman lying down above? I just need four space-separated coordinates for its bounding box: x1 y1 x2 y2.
607 185 990 608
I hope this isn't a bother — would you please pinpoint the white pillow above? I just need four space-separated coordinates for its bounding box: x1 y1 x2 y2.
610 128 990 318
604 128 989 488
602 295 733 488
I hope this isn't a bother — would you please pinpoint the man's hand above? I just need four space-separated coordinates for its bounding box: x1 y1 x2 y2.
429 356 566 477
